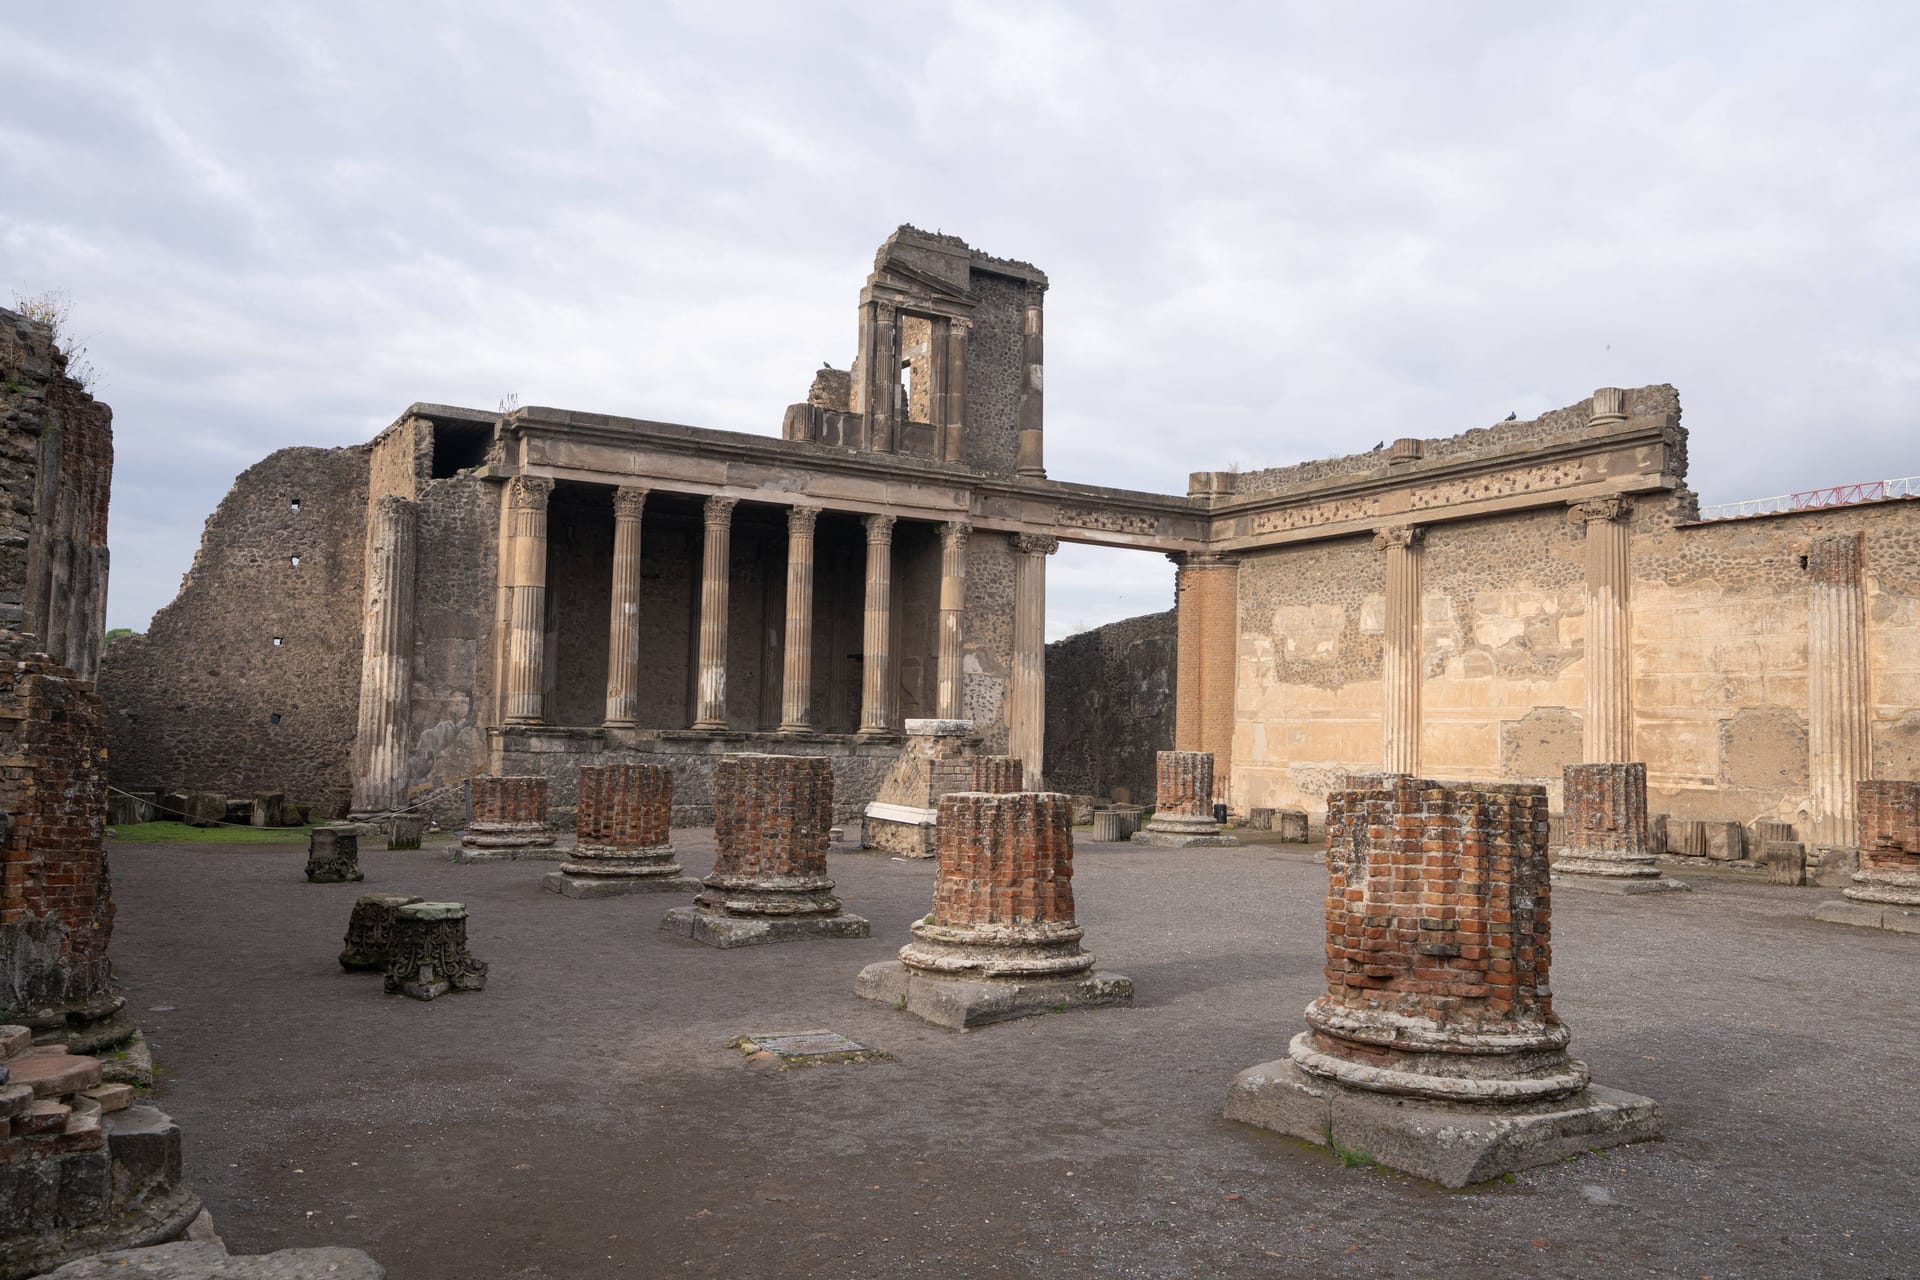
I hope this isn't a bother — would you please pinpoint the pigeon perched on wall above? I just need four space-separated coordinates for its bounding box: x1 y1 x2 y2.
1370 440 1384 451
1504 412 1517 421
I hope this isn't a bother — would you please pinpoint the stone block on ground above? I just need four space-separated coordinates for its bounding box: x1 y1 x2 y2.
303 825 363 884
249 792 288 828
383 903 487 1000
386 815 424 850
1761 841 1806 886
1274 808 1309 842
1705 821 1746 861
44 1240 385 1278
182 793 226 828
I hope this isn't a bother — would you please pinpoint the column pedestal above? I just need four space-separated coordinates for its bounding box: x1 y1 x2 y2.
1134 750 1237 847
1552 762 1688 895
546 764 699 898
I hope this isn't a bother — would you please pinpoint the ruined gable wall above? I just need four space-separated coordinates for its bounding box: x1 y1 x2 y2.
402 470 497 805
97 447 369 811
1043 608 1175 802
0 307 112 679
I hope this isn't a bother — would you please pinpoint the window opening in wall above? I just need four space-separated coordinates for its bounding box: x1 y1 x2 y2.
431 421 492 478
290 554 301 567
290 498 301 512
269 712 282 725
1800 555 1809 570
272 636 283 647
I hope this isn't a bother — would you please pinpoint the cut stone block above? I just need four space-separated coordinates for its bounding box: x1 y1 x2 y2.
855 960 1133 1030
661 908 869 948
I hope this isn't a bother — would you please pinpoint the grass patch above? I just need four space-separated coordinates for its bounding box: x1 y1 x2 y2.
109 821 312 845
1332 1140 1376 1169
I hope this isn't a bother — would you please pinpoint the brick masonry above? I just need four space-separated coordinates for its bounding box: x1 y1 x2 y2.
1555 761 1668 882
968 756 1024 794
1153 751 1214 819
926 791 1076 933
469 775 548 826
696 754 842 916
1848 779 1920 905
576 763 671 850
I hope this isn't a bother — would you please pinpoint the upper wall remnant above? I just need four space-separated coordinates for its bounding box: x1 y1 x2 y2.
0 306 113 680
784 226 1050 478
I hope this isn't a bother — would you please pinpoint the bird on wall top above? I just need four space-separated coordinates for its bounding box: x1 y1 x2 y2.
1504 412 1517 421
1370 440 1384 451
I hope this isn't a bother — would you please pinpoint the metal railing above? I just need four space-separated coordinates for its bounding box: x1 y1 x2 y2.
1697 475 1920 522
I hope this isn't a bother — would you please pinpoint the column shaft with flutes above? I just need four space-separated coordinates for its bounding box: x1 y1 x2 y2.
779 505 820 732
503 476 553 725
603 486 648 728
1010 533 1058 789
936 521 970 720
1375 524 1424 775
1570 492 1635 763
352 494 417 810
1808 532 1871 848
692 495 737 730
858 514 896 736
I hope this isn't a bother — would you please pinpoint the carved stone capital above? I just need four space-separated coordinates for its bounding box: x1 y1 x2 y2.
1372 524 1423 551
940 521 972 553
509 475 554 511
788 505 821 536
1567 495 1634 526
864 513 897 543
1012 533 1059 557
612 486 649 520
703 495 738 527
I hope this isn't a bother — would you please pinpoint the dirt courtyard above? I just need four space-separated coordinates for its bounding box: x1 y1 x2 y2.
102 831 1920 1279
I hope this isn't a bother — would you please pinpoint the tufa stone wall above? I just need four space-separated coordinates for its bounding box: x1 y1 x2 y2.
0 307 113 680
1043 608 1175 803
98 446 370 813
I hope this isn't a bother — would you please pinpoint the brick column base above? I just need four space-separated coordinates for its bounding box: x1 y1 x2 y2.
545 764 699 899
1552 762 1689 896
1133 750 1238 847
1816 779 1920 933
457 776 557 862
663 755 869 947
855 792 1133 1028
1223 775 1660 1186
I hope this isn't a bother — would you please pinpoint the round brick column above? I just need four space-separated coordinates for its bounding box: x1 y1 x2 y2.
968 755 1024 794
460 775 555 854
898 791 1093 979
1555 762 1662 879
1292 776 1588 1104
1846 779 1920 906
696 754 843 917
562 764 685 881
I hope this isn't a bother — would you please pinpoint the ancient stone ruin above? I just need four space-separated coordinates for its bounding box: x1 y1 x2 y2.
384 902 487 1001
662 754 869 948
1552 762 1687 894
456 775 555 861
1224 775 1660 1186
544 763 699 898
861 718 1001 858
338 894 423 971
1815 779 1920 932
1132 751 1237 847
857 790 1132 1028
303 824 364 884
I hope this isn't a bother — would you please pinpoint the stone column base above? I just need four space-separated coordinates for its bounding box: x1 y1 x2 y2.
1222 1057 1661 1188
853 959 1133 1030
660 907 870 949
544 870 701 899
1551 870 1691 896
453 824 558 863
1813 899 1920 933
1131 820 1239 848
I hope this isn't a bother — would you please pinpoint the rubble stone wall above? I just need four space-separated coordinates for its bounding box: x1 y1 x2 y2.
1043 608 1175 802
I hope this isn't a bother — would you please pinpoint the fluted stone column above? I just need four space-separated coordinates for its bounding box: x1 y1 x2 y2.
1808 532 1870 849
692 495 738 730
941 322 970 464
937 521 970 720
1570 492 1635 763
603 486 647 728
352 495 417 812
778 505 820 732
1010 533 1058 789
1375 524 1424 775
503 476 553 725
858 514 897 736
1015 288 1046 477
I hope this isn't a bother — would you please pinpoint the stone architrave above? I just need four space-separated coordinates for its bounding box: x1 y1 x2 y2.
456 776 556 862
1552 762 1688 895
304 825 365 884
0 1025 203 1275
339 894 423 970
855 791 1133 1028
1223 775 1661 1187
862 718 980 858
662 755 870 947
544 764 700 899
1133 751 1238 847
384 902 488 1001
1815 780 1920 933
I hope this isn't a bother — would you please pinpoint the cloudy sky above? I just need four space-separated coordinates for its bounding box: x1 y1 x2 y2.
5 2 1916 637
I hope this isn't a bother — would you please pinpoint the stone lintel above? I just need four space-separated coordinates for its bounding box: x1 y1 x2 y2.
853 960 1133 1030
660 907 871 949
1223 1058 1661 1188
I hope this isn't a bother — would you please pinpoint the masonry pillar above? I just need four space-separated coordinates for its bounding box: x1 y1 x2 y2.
1015 287 1046 477
1133 750 1238 847
1375 524 1424 775
1172 552 1239 801
1808 532 1870 849
936 521 969 720
1570 490 1635 763
941 321 969 464
777 505 820 733
502 476 553 725
858 514 897 736
692 495 737 731
1010 533 1058 789
351 494 417 812
869 301 899 454
603 485 647 729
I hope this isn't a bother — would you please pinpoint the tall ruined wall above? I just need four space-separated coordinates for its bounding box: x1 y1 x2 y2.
959 534 1017 754
1044 608 1176 801
98 447 370 811
963 272 1029 477
403 471 496 805
0 307 112 679
1230 492 1920 825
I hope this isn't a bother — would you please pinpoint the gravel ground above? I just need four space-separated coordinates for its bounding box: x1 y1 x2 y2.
102 832 1920 1279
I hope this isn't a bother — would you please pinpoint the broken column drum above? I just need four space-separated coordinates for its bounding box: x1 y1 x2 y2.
384 902 488 1001
1848 780 1920 906
339 894 423 970
1223 775 1660 1187
457 775 556 860
969 756 1023 794
543 764 700 898
1553 762 1687 894
661 754 870 947
304 825 364 884
855 791 1133 1029
1133 750 1238 847
387 814 425 850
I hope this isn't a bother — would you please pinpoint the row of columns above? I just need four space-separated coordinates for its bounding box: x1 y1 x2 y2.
497 479 1056 747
